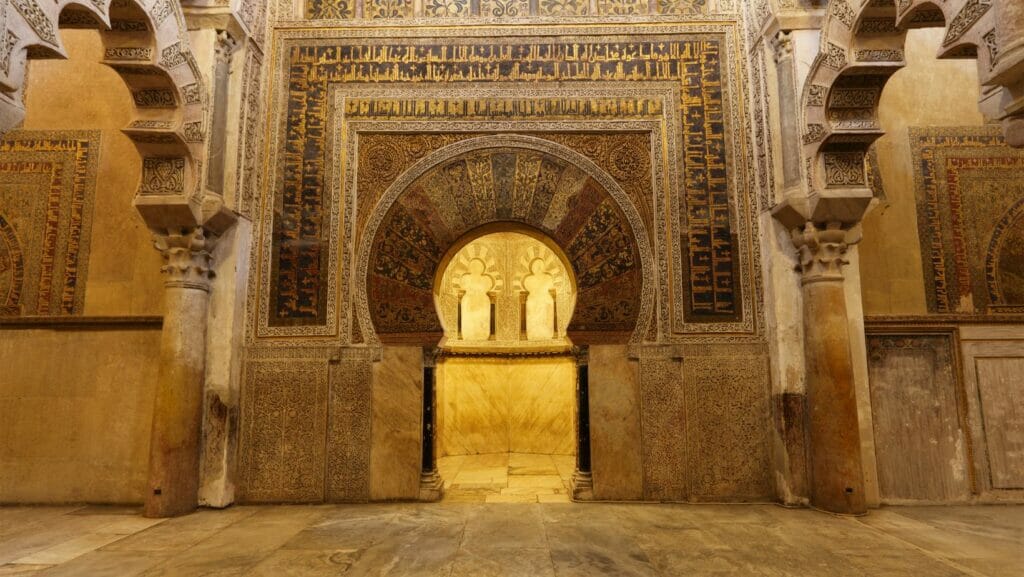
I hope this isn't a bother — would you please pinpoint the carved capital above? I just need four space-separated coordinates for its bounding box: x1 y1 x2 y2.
791 222 861 285
214 30 240 64
153 227 216 291
773 31 795 64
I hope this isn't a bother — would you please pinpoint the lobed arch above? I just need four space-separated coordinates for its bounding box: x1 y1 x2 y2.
0 0 210 226
799 0 1018 199
355 134 654 347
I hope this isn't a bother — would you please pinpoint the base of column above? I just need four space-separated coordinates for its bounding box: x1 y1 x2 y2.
418 470 444 502
571 470 594 501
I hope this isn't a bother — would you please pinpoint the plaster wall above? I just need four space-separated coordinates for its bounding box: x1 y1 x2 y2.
21 29 162 316
0 326 160 503
860 28 985 316
0 29 167 505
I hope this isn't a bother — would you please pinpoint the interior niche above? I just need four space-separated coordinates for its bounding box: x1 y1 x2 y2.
435 229 575 350
432 229 577 462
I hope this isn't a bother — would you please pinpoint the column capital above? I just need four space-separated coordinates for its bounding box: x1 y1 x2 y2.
791 221 861 285
214 30 241 63
772 31 795 64
153 227 217 291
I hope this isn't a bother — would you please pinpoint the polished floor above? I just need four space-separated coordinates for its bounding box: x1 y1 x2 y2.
437 452 575 503
0 503 1020 576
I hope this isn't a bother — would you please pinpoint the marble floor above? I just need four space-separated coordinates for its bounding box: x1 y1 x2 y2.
437 452 575 503
0 503 1020 576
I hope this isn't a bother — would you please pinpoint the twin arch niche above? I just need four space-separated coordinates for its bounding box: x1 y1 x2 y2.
360 135 653 345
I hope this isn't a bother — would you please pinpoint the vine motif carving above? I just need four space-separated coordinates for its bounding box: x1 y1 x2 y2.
831 0 855 28
944 0 992 48
104 47 152 61
537 0 590 16
824 43 848 70
807 85 828 107
160 43 186 68
366 0 415 18
425 0 470 17
141 157 185 195
132 89 176 108
823 152 866 187
11 0 56 45
856 49 905 62
150 0 174 27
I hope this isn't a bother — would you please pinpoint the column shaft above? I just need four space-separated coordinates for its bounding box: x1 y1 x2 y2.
145 228 215 518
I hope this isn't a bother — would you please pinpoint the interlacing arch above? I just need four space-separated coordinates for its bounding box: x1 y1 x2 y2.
0 0 209 224
801 0 1021 197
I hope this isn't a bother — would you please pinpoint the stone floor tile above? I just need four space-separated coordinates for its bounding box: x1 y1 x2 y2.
13 533 128 565
451 547 555 577
0 564 53 575
462 505 546 549
507 475 567 490
30 551 170 577
537 494 571 503
486 494 538 503
247 549 363 577
100 507 259 553
0 503 1019 576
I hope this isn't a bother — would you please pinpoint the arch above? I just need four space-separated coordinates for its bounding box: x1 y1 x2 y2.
985 197 1024 307
355 134 653 347
798 0 1017 197
1 0 208 221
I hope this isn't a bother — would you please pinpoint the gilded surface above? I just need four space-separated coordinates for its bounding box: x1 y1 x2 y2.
257 26 757 344
0 131 99 317
911 127 1024 314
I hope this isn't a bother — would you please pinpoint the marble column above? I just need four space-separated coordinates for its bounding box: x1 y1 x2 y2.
571 347 594 500
772 31 802 192
419 348 443 501
792 222 866 515
145 227 216 518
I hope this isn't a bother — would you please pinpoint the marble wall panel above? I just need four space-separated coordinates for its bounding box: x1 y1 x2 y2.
370 346 424 500
509 360 576 455
866 333 971 502
588 345 643 500
0 326 160 503
436 357 576 457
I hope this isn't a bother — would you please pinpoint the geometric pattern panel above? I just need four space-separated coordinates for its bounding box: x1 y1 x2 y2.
237 359 329 502
271 34 741 330
0 131 99 316
683 351 771 499
911 126 1024 314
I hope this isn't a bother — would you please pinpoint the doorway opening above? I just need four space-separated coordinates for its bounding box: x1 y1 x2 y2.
429 228 579 503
